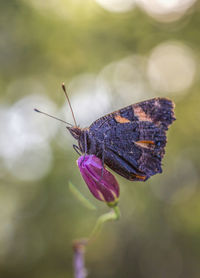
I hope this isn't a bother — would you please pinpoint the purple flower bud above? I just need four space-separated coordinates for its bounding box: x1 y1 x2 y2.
77 155 120 206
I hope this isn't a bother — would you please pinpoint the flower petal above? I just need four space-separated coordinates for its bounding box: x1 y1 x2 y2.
77 155 120 205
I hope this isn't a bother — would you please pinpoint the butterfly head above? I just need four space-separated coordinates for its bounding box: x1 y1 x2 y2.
67 126 82 140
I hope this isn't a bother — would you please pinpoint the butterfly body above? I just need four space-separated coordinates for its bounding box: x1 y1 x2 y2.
68 97 175 181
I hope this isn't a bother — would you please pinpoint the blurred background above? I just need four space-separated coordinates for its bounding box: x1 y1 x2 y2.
0 0 200 277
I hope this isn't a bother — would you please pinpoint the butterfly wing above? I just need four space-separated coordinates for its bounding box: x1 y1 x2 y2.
88 98 175 181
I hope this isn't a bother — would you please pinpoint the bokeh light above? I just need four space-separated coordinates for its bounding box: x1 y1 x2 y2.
0 93 58 181
27 0 87 19
137 0 197 22
99 55 154 106
57 74 113 149
147 41 197 95
95 0 136 12
61 73 112 126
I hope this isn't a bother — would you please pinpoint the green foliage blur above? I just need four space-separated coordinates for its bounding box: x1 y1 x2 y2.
0 0 200 277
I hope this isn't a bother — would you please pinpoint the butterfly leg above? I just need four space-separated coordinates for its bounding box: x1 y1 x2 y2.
99 143 105 181
80 132 88 166
73 144 81 156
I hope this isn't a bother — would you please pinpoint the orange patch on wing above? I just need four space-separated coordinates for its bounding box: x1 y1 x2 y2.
137 140 155 144
114 114 130 123
130 173 146 181
133 106 152 122
135 174 146 180
135 140 155 149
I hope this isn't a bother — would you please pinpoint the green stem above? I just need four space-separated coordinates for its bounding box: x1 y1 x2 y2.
89 205 120 242
113 205 121 220
73 205 121 277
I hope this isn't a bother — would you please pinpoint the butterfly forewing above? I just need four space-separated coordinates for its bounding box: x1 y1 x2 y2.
88 98 175 181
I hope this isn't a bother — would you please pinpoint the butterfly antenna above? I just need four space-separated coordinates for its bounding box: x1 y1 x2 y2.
34 108 73 127
62 83 77 127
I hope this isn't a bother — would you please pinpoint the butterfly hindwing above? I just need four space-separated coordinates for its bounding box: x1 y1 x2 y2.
88 97 175 181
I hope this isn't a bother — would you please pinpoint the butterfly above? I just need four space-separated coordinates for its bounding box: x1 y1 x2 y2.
35 84 175 182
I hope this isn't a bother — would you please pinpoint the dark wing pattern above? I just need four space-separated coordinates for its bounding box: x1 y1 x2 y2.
89 98 175 181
